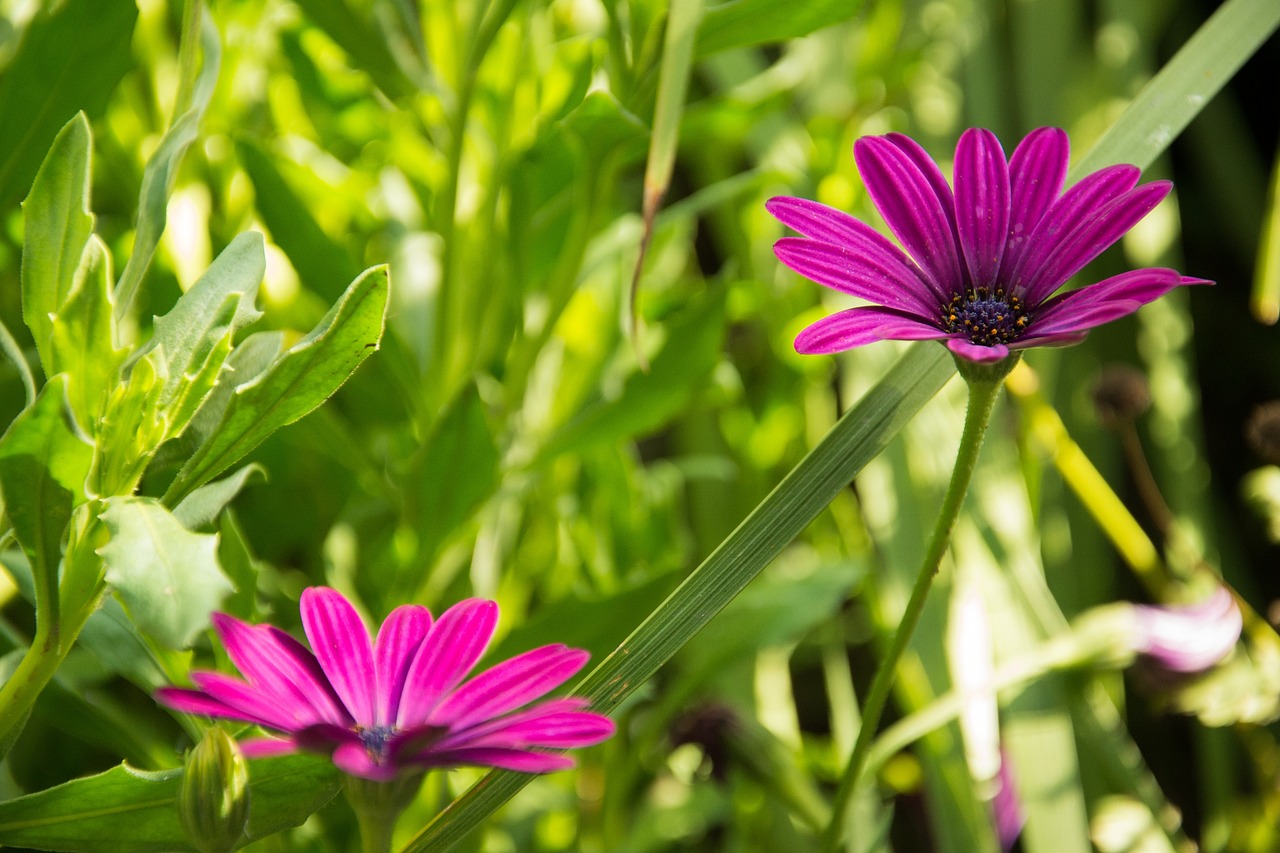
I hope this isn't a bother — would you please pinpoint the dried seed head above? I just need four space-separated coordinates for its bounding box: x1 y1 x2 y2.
1246 401 1280 464
1091 365 1151 428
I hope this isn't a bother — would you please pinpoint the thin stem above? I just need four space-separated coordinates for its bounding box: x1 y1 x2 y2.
822 370 1006 853
171 0 204 122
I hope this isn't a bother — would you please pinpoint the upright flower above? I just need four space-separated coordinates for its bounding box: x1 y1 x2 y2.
157 588 615 781
769 127 1209 363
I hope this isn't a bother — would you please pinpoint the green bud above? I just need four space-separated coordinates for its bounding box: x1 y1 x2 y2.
179 727 250 853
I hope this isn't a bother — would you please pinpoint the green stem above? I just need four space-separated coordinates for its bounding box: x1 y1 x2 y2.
822 365 1008 852
172 0 204 122
345 772 424 853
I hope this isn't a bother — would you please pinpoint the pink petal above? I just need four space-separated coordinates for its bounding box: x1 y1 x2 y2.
1001 128 1069 278
300 588 378 727
442 712 615 751
772 237 939 316
396 598 498 728
953 128 1010 288
417 747 576 773
1021 181 1172 306
430 645 589 729
424 698 591 750
212 614 348 726
794 307 949 355
332 741 399 781
239 737 300 758
374 604 433 726
1024 268 1195 337
1006 164 1140 298
946 338 1010 363
855 136 965 298
189 672 306 731
155 686 268 727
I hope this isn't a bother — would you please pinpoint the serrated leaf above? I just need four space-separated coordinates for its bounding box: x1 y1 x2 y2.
48 236 126 430
0 753 342 853
166 265 389 502
98 498 233 649
172 464 267 530
20 113 94 374
0 0 136 209
0 375 94 619
113 10 221 321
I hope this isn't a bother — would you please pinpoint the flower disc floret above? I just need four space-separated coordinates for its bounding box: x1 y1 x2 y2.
157 588 614 781
769 127 1210 364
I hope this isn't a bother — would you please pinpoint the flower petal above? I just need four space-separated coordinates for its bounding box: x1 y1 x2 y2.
417 747 576 773
443 711 615 751
189 672 306 731
773 237 939 316
374 604 432 727
212 614 348 726
332 741 399 781
953 128 1010 288
155 686 269 726
1001 127 1069 278
396 598 499 728
855 135 965 298
1021 181 1172 306
1023 268 1197 337
239 737 300 759
1006 164 1141 298
301 588 378 726
431 645 589 729
794 307 949 354
946 338 1010 363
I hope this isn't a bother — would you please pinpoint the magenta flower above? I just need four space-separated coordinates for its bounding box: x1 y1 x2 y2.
1132 586 1242 674
768 127 1209 363
157 588 615 781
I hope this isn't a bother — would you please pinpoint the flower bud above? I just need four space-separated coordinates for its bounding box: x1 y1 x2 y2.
179 727 250 853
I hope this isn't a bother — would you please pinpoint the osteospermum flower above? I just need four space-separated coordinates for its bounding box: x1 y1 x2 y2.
157 588 615 781
768 127 1209 363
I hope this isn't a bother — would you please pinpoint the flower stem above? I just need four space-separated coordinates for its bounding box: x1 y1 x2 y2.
821 365 1007 852
344 773 424 853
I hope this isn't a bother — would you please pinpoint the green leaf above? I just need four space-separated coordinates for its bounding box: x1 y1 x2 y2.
114 10 222 322
0 375 94 624
0 0 136 210
19 112 94 374
400 343 956 852
0 753 342 853
172 464 268 531
292 0 417 99
90 352 167 497
166 265 390 503
235 138 362 301
188 331 286 446
140 231 266 441
696 0 859 56
48 236 127 431
98 497 233 650
534 291 727 464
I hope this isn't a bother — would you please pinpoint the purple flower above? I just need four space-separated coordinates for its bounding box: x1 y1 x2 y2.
768 127 1209 363
1132 586 1242 674
992 751 1025 852
157 588 615 781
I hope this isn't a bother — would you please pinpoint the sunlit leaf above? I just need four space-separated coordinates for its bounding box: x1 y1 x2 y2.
48 237 126 430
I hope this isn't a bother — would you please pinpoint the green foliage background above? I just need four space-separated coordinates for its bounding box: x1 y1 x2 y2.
0 0 1278 851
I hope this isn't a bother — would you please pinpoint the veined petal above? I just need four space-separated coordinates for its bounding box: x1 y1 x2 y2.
1026 268 1198 336
855 136 965 298
946 338 1010 363
189 672 306 731
374 604 432 727
239 737 300 759
301 588 378 727
441 712 615 751
422 698 591 752
953 128 1010 288
795 307 949 354
156 686 270 727
396 598 498 728
1007 164 1141 297
417 747 575 773
1020 181 1172 305
431 645 589 729
1002 127 1069 277
212 614 347 726
773 237 939 315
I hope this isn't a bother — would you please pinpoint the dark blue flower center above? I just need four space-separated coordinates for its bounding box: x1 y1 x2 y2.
358 725 397 761
943 287 1030 345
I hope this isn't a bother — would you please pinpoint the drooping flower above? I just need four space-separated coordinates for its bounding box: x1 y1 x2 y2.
157 588 615 781
769 127 1209 363
1131 586 1242 674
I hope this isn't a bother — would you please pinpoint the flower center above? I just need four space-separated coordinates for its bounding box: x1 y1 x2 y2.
943 287 1030 346
357 725 397 762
